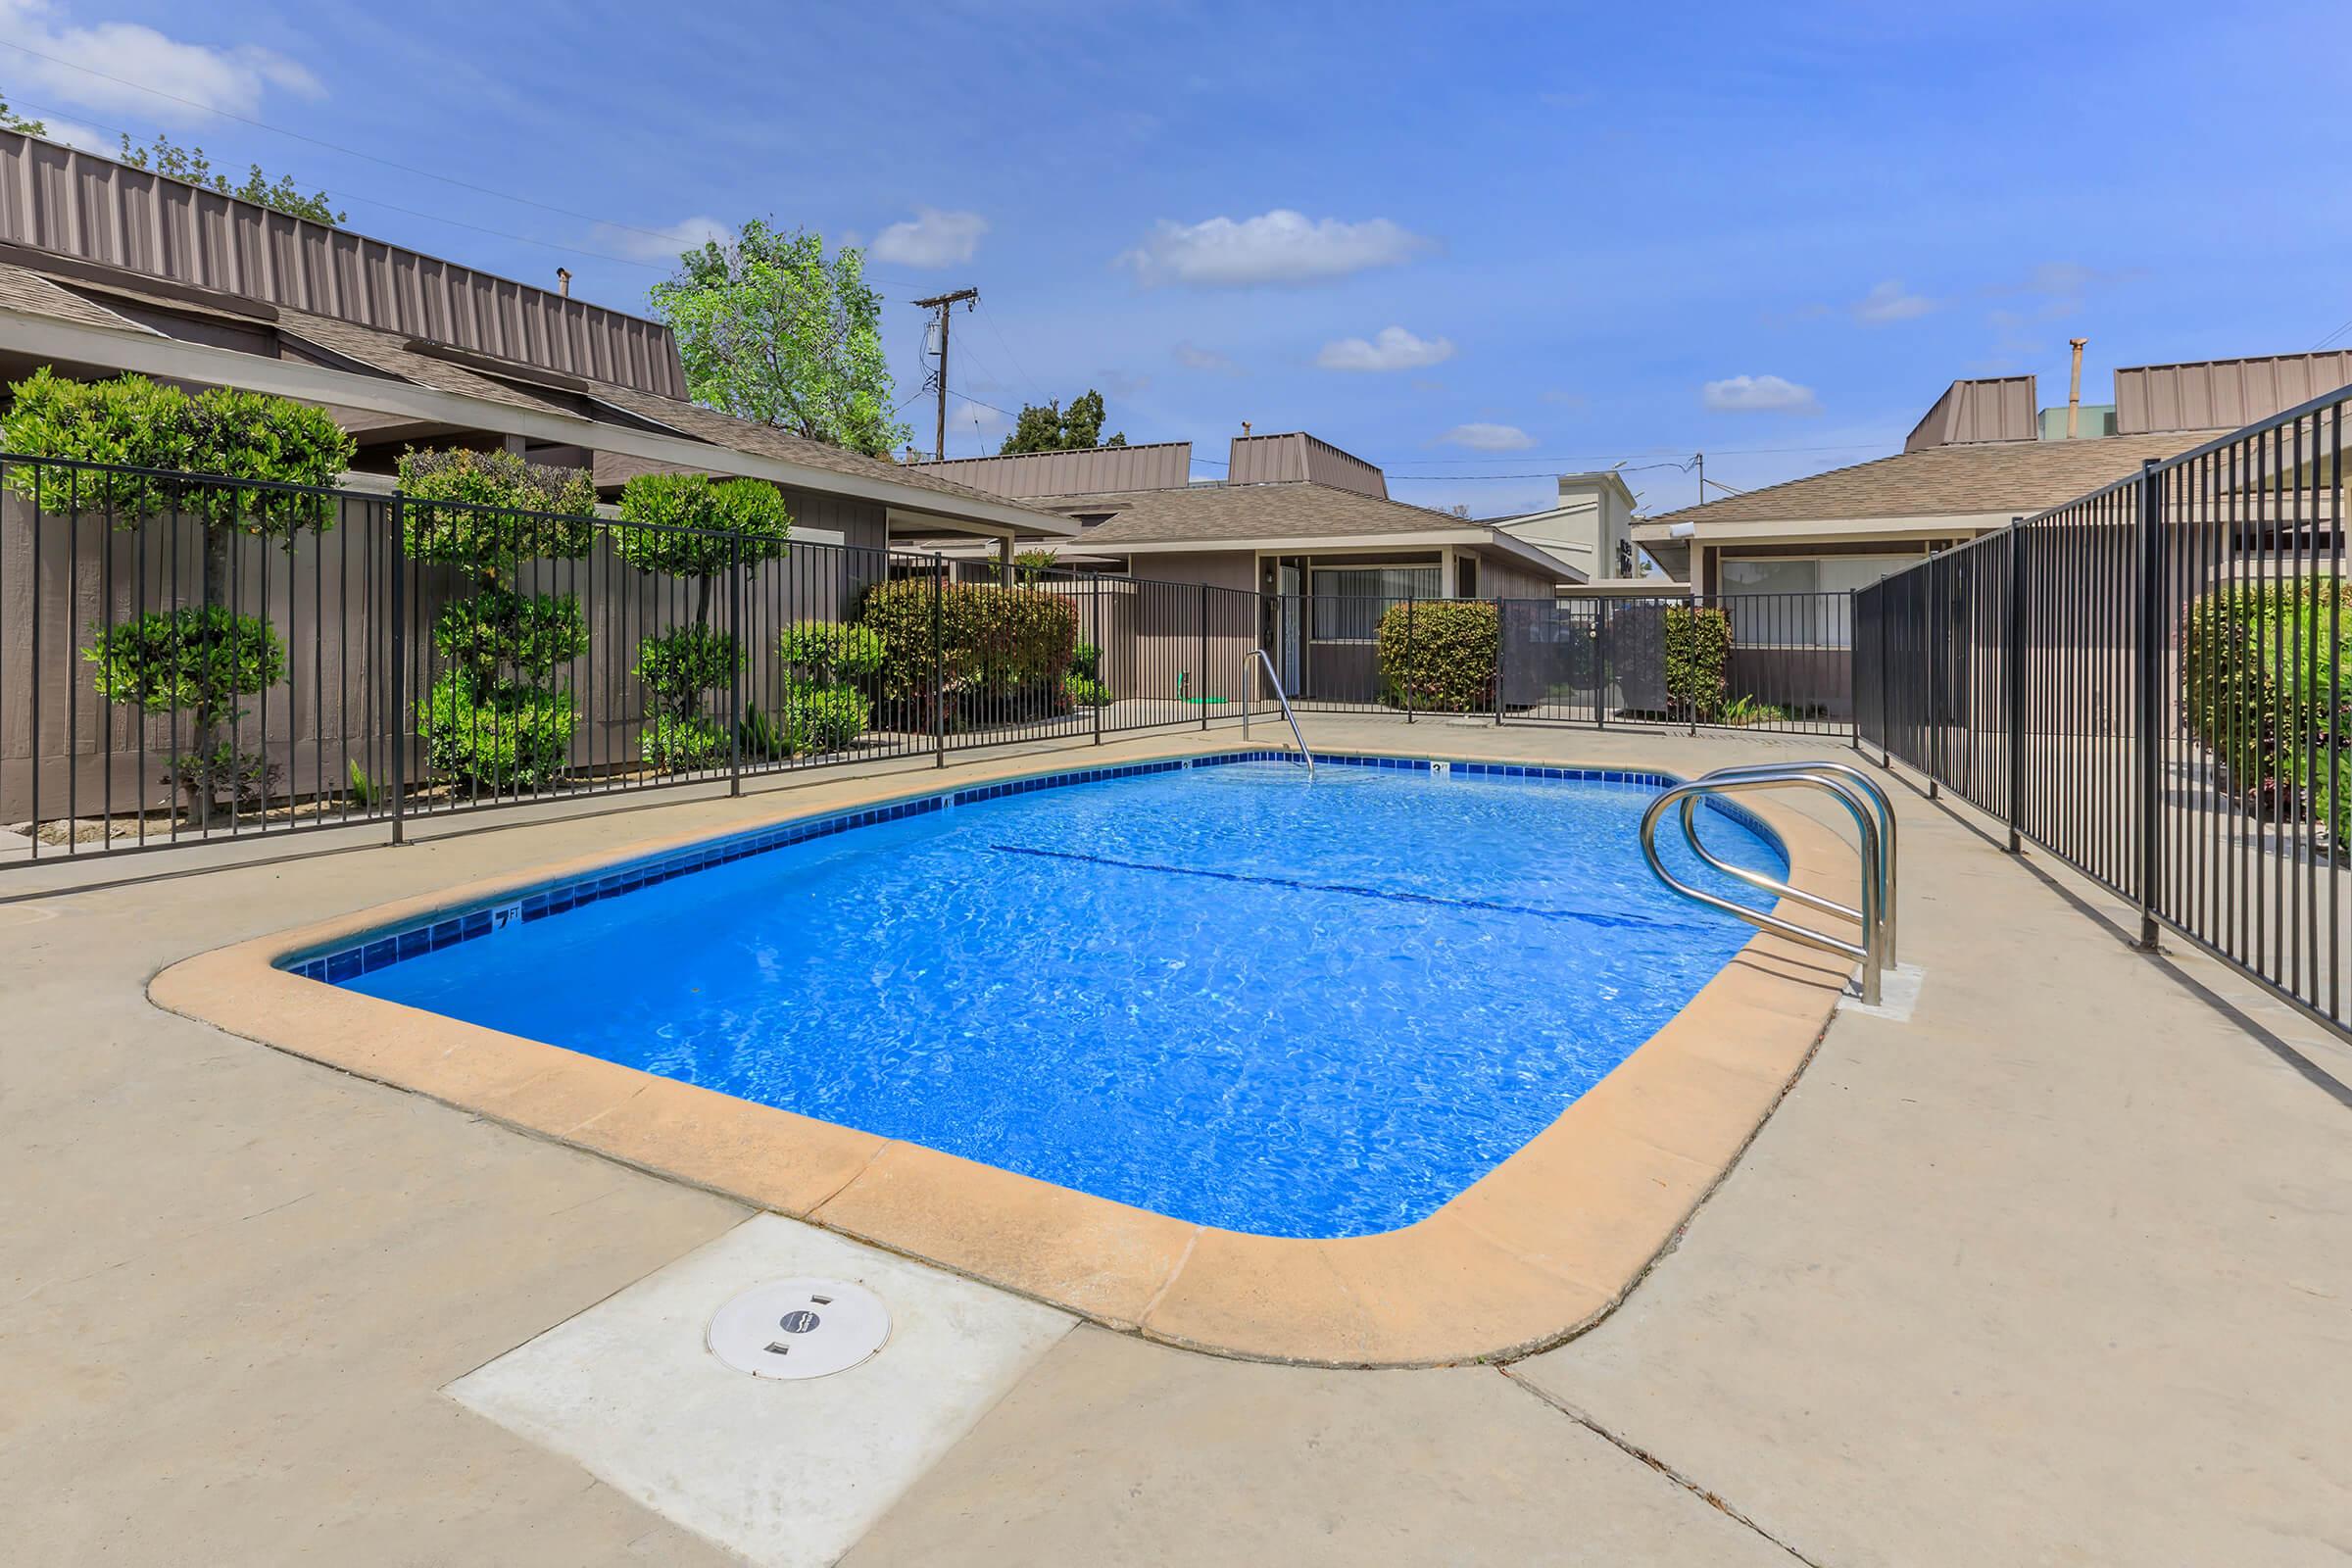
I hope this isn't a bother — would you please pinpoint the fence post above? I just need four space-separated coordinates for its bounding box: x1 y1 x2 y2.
1493 597 1506 725
1092 570 1103 746
1199 582 1210 732
1924 568 1939 799
1595 599 1609 730
388 494 407 847
727 526 744 798
2135 458 2163 950
1404 596 1416 724
2006 517 2025 853
932 553 946 768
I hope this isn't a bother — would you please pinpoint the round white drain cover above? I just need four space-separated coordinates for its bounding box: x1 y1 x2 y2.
709 1278 891 1380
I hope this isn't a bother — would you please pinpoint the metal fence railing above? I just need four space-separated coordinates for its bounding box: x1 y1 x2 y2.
3 452 1863 869
1856 383 2352 1034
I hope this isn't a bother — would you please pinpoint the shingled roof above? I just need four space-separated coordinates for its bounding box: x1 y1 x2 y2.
1049 481 1477 546
1638 428 2227 531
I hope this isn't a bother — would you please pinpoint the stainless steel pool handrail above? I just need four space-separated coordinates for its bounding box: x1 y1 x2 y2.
1242 648 1313 778
1639 767 1887 1005
1674 761 1896 962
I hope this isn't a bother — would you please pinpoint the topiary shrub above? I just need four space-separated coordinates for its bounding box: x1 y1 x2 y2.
1063 671 1110 708
1375 599 1497 712
857 578 1078 729
395 447 598 564
612 471 792 767
2184 578 2352 839
418 671 577 792
1663 606 1732 723
8 369 352 823
786 683 872 755
777 619 884 687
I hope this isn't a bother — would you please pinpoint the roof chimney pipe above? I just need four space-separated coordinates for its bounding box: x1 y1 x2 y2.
1241 420 1250 437
556 267 571 299
2066 337 2086 439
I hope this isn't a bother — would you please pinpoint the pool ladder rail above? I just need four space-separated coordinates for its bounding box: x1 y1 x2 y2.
1639 761 1896 1006
1241 648 1313 779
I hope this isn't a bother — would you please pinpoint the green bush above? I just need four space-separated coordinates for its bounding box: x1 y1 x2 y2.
395 447 598 566
431 589 588 685
83 605 287 727
2 368 353 534
1063 672 1110 708
739 706 791 762
2185 579 2352 837
1375 599 1496 712
787 682 871 754
778 619 884 686
1664 606 1732 722
858 578 1079 726
633 625 743 716
1071 640 1102 681
418 670 577 791
612 471 793 578
640 711 728 771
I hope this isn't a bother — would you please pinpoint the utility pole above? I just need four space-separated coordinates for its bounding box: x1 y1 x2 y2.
1694 451 1705 508
911 288 979 461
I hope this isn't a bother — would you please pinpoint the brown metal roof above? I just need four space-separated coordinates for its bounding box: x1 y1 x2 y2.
909 441 1194 497
1639 429 2226 531
2116 352 2352 435
1225 431 1388 497
0 128 687 399
1904 376 2037 452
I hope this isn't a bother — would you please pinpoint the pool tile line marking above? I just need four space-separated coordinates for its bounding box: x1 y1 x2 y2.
284 752 1773 986
986 842 1736 933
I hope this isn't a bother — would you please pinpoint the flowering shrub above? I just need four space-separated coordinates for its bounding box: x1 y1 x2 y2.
858 578 1078 727
1375 599 1496 712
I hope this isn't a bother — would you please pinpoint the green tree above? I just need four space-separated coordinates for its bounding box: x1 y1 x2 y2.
116 132 344 225
650 220 907 458
999 388 1127 455
1 94 46 135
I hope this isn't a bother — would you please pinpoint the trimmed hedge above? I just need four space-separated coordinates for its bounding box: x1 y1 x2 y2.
418 671 577 791
1375 599 1496 712
858 578 1079 726
1664 606 1732 722
82 605 287 726
612 471 793 578
778 619 885 686
2184 579 2352 837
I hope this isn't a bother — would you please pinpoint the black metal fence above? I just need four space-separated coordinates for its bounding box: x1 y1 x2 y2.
1856 383 2352 1033
2 452 1859 868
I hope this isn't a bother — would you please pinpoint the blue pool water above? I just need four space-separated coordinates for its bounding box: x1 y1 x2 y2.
330 758 1786 1239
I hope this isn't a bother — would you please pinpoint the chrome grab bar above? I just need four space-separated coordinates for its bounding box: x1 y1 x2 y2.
1674 761 1896 962
1639 763 1892 1005
1242 647 1313 778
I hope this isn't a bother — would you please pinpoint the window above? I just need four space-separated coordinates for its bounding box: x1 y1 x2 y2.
1307 564 1441 642
1455 556 1479 598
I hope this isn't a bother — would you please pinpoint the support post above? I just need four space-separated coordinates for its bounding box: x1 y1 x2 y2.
1596 599 1610 730
2135 458 2163 949
2006 517 2025 852
1924 565 1939 799
1493 597 1505 725
932 553 947 768
388 495 407 846
1091 570 1103 746
1199 582 1210 732
727 526 743 797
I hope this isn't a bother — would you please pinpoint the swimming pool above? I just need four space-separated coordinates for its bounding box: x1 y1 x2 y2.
312 755 1785 1240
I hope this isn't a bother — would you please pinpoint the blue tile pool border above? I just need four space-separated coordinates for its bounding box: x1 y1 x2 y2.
281 751 1782 986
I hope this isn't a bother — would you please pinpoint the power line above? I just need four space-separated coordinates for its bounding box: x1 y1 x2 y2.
2315 314 2352 352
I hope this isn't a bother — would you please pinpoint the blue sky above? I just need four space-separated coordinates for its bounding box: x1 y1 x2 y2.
4 0 2348 516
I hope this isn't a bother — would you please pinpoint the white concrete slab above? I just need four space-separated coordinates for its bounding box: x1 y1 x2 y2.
448 1213 1076 1568
1840 959 1925 1022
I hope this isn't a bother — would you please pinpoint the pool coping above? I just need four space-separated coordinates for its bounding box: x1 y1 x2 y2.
149 735 1854 1369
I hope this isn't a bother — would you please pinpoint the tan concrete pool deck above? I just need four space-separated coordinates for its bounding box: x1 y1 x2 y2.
7 713 2351 1565
148 735 1853 1368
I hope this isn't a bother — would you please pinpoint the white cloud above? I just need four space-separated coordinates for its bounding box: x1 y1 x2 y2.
870 207 988 269
1315 325 1454 373
22 114 111 155
595 214 729 264
1117 209 1434 288
1172 340 1238 373
1701 374 1820 415
0 1 322 122
1852 279 1935 325
1438 422 1536 452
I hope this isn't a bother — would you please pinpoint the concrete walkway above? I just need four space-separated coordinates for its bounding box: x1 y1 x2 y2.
4 713 2347 1564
